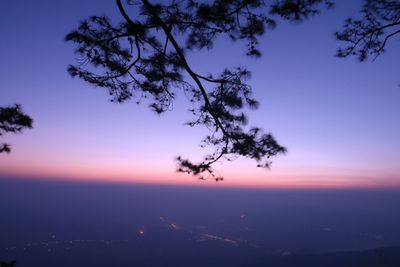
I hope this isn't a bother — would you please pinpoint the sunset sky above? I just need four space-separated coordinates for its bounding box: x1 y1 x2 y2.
1 0 399 189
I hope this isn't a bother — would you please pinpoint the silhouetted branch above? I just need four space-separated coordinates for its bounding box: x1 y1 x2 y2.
66 0 331 180
336 0 400 61
0 104 32 154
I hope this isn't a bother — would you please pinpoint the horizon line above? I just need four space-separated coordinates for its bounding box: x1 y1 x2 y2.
1 172 399 191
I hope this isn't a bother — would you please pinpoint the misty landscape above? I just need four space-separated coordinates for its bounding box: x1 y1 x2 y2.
1 178 400 266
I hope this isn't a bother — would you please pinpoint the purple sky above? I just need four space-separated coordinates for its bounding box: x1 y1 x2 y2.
1 0 399 188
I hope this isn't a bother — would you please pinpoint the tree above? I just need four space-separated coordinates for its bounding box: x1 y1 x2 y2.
66 0 332 180
336 0 400 61
0 105 33 154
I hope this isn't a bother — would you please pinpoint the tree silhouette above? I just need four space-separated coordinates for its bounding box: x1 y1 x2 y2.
0 105 33 154
66 0 332 180
336 0 400 61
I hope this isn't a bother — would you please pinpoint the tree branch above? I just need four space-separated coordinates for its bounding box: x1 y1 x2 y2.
141 0 228 136
377 28 400 54
116 0 136 26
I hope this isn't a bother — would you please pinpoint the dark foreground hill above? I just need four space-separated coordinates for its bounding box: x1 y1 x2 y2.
243 246 400 267
2 242 400 267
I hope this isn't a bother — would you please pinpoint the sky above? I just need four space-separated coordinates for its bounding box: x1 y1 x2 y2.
1 0 399 189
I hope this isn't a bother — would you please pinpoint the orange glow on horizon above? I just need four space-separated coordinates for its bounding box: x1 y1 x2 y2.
1 165 400 190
